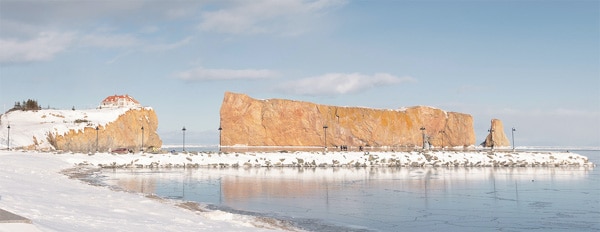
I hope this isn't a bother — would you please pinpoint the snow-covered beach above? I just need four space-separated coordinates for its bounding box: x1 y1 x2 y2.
0 149 595 231
0 150 304 232
71 149 593 168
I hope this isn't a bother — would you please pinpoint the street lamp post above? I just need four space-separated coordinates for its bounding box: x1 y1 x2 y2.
182 127 186 152
439 130 445 150
511 127 516 151
218 126 222 152
6 125 10 150
488 129 495 150
323 125 328 151
141 126 144 153
420 127 426 150
95 126 99 152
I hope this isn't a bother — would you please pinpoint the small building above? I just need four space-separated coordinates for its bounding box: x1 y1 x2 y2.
99 94 141 108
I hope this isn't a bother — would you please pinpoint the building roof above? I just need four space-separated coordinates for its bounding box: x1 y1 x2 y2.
101 95 140 104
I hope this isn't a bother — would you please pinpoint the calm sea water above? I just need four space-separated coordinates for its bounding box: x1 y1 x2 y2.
101 150 599 232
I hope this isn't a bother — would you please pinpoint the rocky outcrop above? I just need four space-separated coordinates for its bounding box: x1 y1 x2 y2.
481 119 510 148
50 108 162 152
0 107 161 152
219 92 476 148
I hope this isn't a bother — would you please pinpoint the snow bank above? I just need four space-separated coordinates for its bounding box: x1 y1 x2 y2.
64 150 594 168
0 151 288 232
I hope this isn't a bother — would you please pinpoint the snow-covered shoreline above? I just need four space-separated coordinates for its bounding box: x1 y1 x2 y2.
0 150 301 232
65 150 594 169
0 149 594 232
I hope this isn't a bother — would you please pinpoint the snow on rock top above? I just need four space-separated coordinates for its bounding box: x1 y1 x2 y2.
0 107 148 150
100 94 141 108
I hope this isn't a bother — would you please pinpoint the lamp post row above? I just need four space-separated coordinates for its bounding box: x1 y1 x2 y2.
218 126 222 152
488 128 495 150
180 126 223 153
315 125 517 152
439 130 445 150
95 126 99 152
6 125 10 150
141 126 144 153
5 123 517 153
182 126 186 152
512 127 516 151
486 127 516 151
420 127 426 150
172 125 515 153
3 124 224 153
323 125 328 152
321 125 432 151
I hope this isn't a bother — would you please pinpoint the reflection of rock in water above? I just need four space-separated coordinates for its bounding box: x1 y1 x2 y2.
222 176 318 201
117 177 157 194
101 164 597 232
218 167 592 202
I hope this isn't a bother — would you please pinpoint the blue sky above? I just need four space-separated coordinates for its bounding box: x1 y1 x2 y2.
1 0 598 147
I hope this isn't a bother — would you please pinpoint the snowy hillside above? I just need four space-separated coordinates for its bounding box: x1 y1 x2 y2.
0 107 148 150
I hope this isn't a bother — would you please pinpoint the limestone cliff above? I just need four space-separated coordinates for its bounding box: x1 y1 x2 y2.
0 107 161 152
50 108 162 152
481 119 511 148
219 92 476 148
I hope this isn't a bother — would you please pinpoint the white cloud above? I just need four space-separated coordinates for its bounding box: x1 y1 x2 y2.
278 73 416 96
144 37 193 52
165 7 196 19
106 36 194 64
0 28 193 64
174 67 279 81
80 34 139 48
0 1 152 26
0 32 75 63
198 0 346 35
105 50 134 65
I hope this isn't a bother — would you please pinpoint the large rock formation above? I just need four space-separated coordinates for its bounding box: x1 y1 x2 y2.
219 92 476 148
0 107 162 152
481 119 511 148
50 108 162 152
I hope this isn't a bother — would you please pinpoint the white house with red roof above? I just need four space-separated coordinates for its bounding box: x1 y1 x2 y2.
99 94 141 108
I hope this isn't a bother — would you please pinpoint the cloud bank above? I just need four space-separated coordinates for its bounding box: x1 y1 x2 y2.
0 0 345 64
174 67 278 81
199 0 346 35
278 73 415 96
0 32 75 63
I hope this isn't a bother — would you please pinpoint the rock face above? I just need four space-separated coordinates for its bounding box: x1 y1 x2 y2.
0 107 161 152
50 108 162 152
481 119 511 148
219 92 476 148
